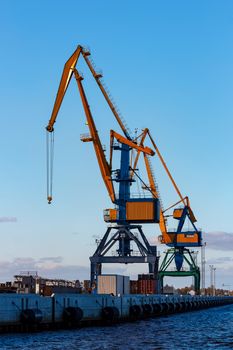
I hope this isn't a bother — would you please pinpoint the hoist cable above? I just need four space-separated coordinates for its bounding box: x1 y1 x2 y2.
46 131 54 203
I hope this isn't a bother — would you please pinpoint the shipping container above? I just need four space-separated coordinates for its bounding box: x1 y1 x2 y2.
137 279 156 294
138 273 155 280
124 276 130 294
97 275 130 295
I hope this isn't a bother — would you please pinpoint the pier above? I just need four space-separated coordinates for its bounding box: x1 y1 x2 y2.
0 293 232 333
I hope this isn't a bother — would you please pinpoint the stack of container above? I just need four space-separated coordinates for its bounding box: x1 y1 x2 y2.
137 274 156 294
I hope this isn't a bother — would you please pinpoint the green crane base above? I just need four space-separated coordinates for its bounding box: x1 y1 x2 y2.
158 248 200 294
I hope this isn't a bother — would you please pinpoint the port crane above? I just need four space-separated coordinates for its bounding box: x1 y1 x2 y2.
130 128 202 293
46 45 202 291
46 45 160 285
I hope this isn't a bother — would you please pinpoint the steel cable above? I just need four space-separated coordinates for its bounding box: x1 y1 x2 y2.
46 131 54 203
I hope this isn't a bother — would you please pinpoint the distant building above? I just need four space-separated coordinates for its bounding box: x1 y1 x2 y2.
14 271 38 294
13 272 82 295
83 280 91 293
163 284 175 294
0 281 17 293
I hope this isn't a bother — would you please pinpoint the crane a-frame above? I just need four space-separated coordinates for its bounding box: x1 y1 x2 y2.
46 46 160 285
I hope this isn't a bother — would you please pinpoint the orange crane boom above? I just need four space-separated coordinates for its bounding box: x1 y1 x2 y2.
45 47 154 205
46 46 83 132
47 45 130 138
46 46 116 203
73 69 115 203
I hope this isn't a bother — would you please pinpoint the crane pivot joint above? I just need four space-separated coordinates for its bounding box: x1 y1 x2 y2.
46 125 54 133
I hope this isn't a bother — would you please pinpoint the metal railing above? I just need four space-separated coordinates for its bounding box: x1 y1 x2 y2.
114 192 152 199
84 52 132 138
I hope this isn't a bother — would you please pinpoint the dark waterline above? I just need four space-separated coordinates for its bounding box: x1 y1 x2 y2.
0 305 233 350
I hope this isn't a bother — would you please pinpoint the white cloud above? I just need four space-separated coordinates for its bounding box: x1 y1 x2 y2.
207 256 233 264
38 256 63 264
0 256 132 283
204 231 233 251
0 257 90 282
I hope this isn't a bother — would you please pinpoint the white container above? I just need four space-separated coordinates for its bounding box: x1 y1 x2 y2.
97 275 130 295
123 276 130 294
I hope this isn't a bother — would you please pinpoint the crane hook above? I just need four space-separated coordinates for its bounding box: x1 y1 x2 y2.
47 196 52 204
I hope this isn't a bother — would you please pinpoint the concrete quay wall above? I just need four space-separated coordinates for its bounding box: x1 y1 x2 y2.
0 293 231 332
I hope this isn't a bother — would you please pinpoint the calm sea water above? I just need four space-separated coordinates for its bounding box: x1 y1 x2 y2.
0 305 233 350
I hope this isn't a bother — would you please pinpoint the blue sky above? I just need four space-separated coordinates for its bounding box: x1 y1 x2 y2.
0 1 233 288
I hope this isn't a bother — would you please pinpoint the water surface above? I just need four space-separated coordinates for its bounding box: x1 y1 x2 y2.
0 305 233 349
